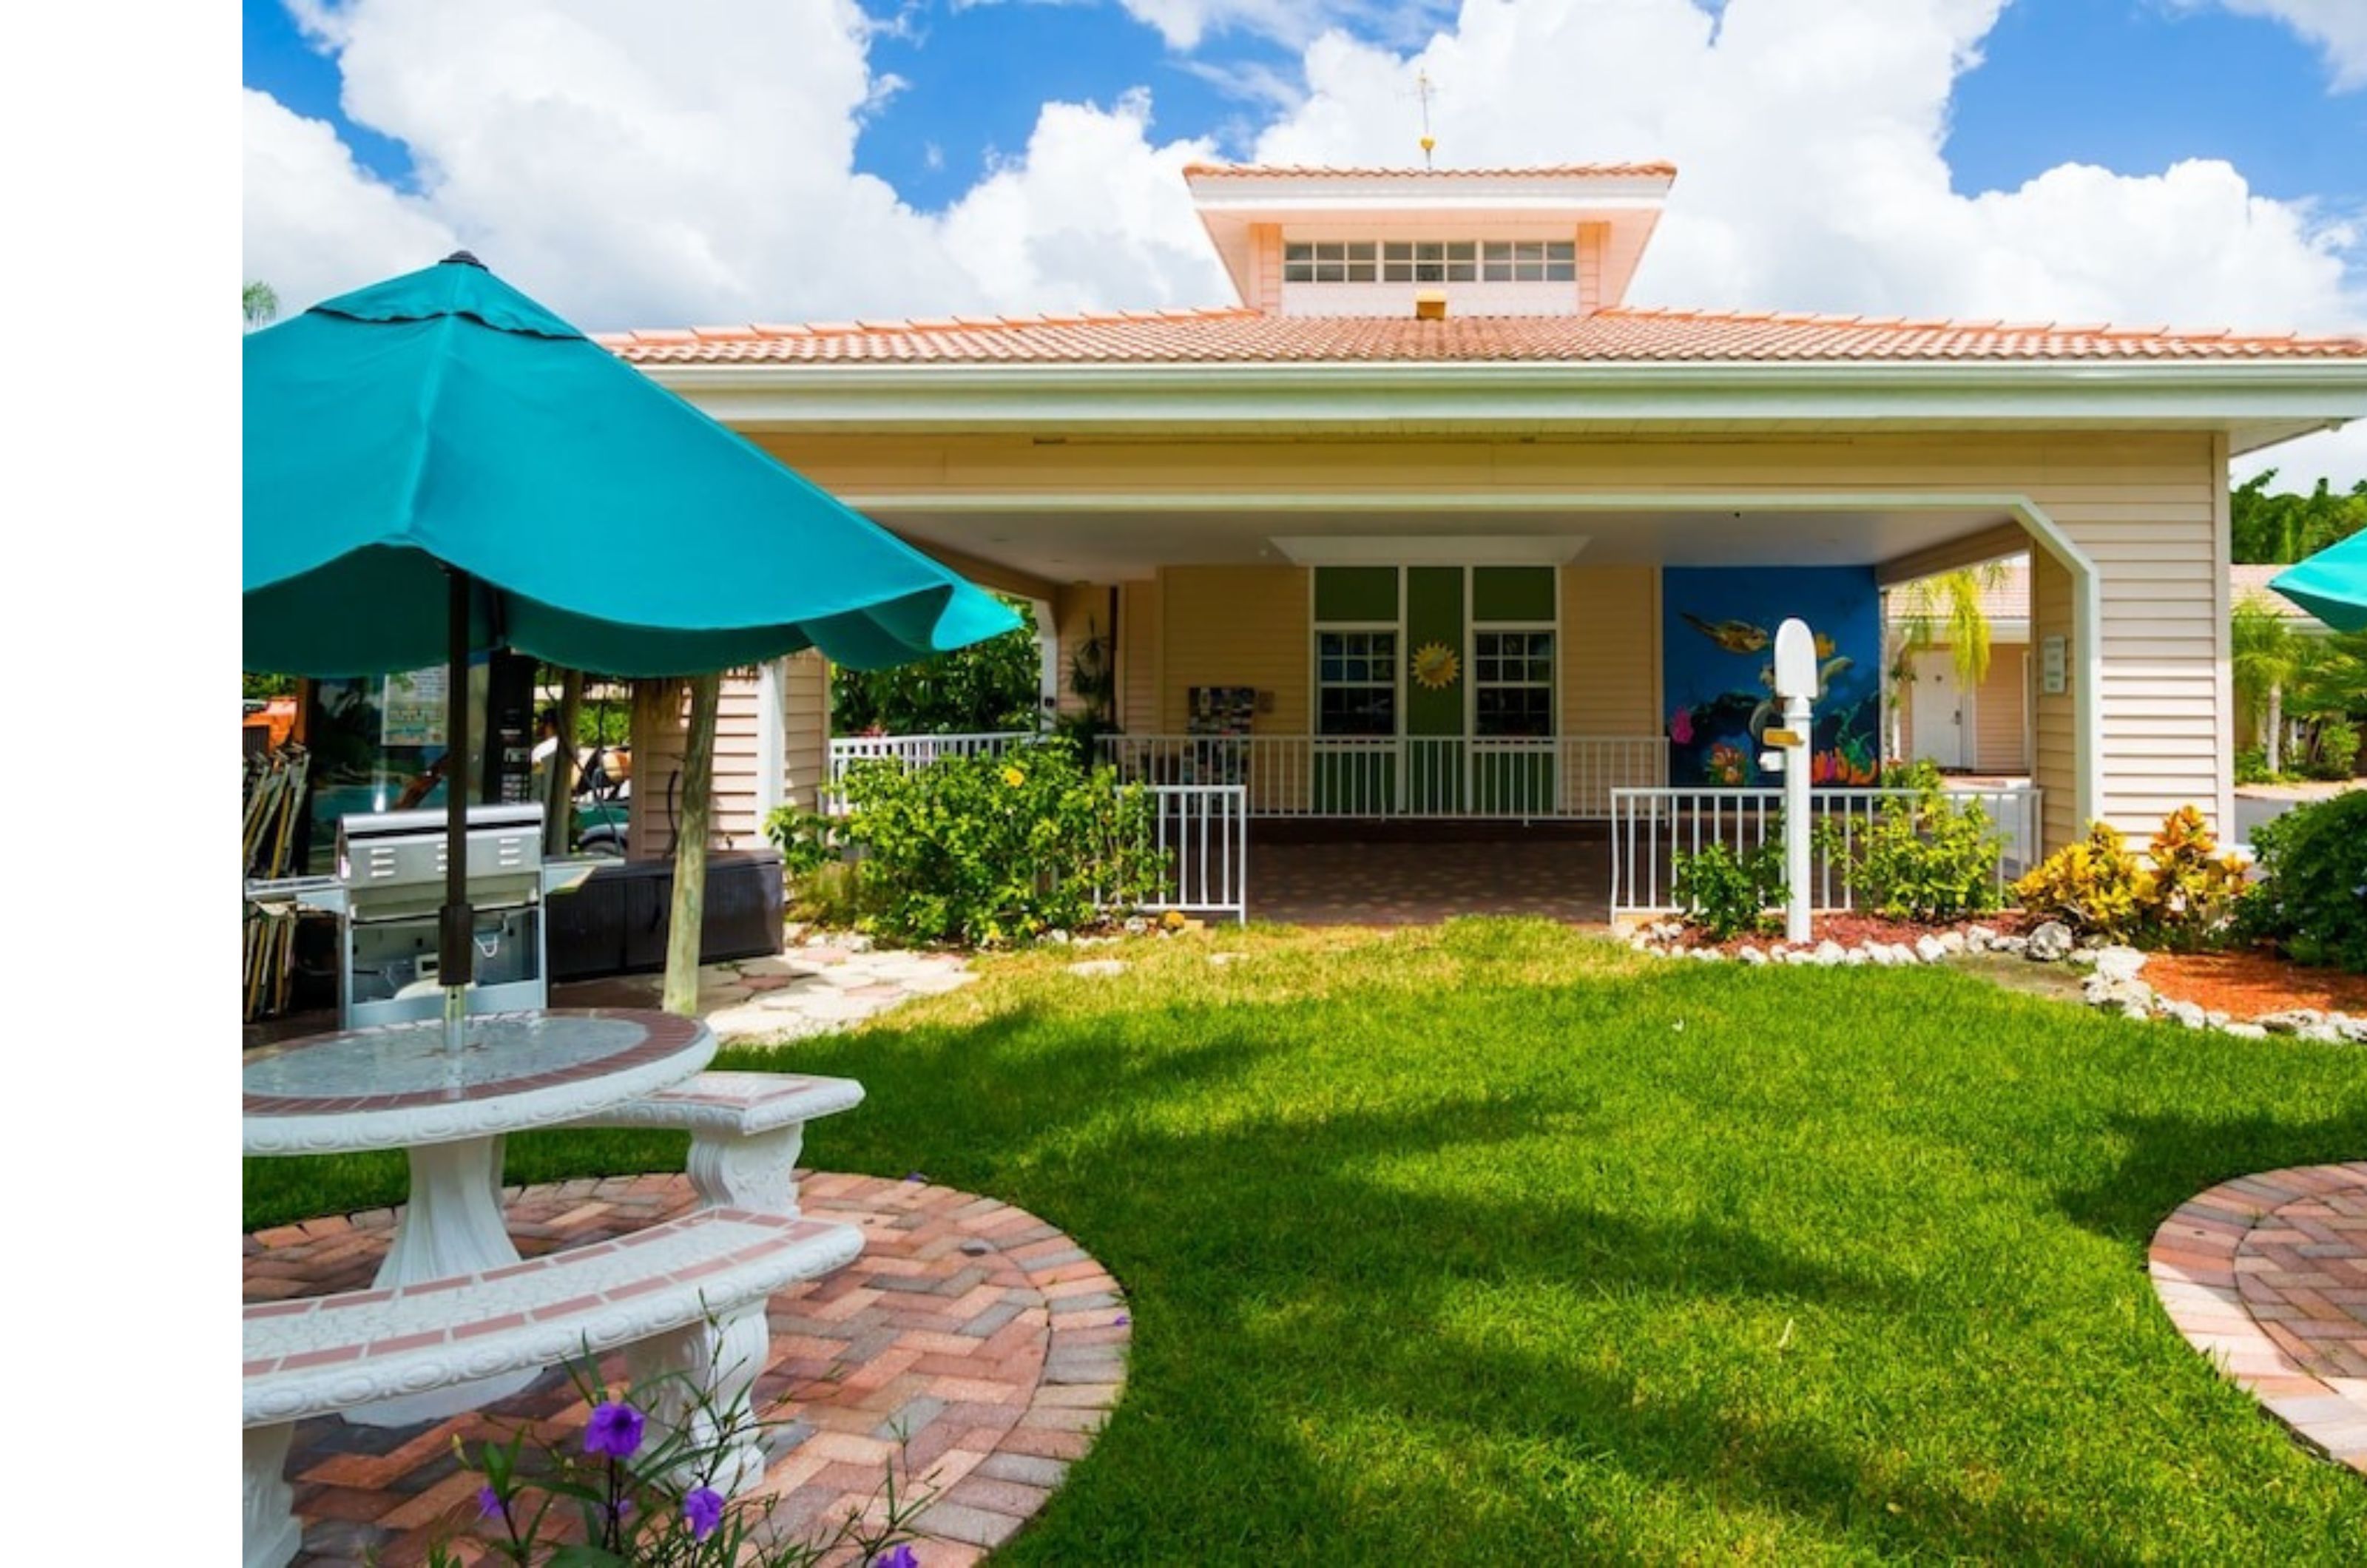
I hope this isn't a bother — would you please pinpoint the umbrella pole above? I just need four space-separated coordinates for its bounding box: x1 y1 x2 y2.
442 567 476 1052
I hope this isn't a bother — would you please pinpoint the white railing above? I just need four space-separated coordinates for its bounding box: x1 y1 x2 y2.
1609 785 2042 919
826 731 1033 796
1096 734 1667 820
1121 785 1249 925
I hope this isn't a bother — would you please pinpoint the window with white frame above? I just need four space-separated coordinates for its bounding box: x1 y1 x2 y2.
1315 630 1397 736
1283 241 1378 283
1481 240 1577 283
1271 240 1580 285
1472 629 1554 737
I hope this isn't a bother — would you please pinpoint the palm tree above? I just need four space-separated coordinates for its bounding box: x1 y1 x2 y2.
2231 594 2300 773
1887 560 2010 759
243 280 280 329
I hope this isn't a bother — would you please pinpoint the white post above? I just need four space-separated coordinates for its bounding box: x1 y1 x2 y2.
754 658 786 821
1772 619 1819 945
1783 689 1812 944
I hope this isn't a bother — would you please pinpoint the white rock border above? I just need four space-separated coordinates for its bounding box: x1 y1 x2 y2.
1626 920 2365 1046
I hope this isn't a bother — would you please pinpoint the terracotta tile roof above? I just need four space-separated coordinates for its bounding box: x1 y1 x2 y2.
1886 560 2031 626
1888 563 2335 630
600 306 2367 368
2232 563 2329 620
1181 160 1678 180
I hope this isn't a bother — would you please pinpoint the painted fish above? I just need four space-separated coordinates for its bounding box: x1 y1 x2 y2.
1681 613 1771 655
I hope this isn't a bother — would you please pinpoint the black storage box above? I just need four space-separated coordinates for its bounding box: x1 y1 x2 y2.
546 849 785 980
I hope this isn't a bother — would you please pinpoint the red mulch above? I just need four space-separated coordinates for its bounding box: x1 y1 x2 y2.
2140 948 2367 1018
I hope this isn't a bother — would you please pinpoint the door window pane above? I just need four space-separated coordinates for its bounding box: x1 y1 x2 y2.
1316 630 1397 737
1473 629 1553 737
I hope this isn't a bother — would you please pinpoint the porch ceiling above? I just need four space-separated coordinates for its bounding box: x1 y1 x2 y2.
873 502 2017 584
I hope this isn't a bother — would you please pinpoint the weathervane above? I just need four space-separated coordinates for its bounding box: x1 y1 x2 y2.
1415 69 1437 168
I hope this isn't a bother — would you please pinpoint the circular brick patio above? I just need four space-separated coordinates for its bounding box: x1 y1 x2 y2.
245 1172 1130 1565
2149 1162 2367 1475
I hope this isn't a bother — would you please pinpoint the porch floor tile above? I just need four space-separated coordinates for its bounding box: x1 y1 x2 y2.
1249 830 1609 926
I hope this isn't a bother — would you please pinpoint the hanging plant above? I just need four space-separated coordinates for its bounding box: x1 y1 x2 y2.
1411 642 1460 690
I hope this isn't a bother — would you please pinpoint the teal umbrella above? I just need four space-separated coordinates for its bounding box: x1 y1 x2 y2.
246 253 1020 1017
2271 530 2367 632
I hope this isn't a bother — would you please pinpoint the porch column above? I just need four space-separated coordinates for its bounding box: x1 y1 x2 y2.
1049 583 1117 727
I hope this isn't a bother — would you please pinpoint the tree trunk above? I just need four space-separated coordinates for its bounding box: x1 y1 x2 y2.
544 669 583 858
2266 682 2283 775
662 672 722 1018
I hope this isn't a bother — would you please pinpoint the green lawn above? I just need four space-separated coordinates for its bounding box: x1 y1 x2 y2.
245 921 2367 1564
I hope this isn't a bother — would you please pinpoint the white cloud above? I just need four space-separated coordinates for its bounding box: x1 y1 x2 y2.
2233 422 2367 490
263 0 981 328
243 89 457 310
938 92 1231 308
1114 1 1457 51
2192 0 2367 90
244 0 2367 481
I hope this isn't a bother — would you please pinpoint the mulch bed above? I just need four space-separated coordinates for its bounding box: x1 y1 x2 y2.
1663 909 2033 955
2139 948 2367 1018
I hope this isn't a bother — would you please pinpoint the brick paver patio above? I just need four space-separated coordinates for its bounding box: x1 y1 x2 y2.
2149 1162 2367 1474
246 1172 1129 1565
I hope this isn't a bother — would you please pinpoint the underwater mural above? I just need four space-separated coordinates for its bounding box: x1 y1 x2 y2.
1661 567 1883 787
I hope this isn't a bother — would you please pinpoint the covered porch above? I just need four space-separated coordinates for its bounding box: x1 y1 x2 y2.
656 428 2263 913
845 475 2092 844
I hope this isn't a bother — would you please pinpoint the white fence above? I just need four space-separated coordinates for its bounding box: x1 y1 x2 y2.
1609 785 2043 919
1127 785 1249 925
1098 734 1667 820
827 731 1033 792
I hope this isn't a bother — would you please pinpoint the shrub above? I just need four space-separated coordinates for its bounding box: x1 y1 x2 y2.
1672 839 1787 940
2233 746 2280 786
2306 720 2360 782
2013 821 2150 942
761 806 845 882
2238 789 2367 973
2139 805 2249 950
837 740 1166 947
2016 808 2249 950
785 859 866 929
1820 771 2004 924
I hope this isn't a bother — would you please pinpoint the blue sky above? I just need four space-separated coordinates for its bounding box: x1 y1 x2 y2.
245 0 2365 216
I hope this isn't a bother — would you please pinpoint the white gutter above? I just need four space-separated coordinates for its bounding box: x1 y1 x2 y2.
640 356 2367 433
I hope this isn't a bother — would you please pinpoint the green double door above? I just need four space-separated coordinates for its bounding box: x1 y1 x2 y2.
1311 565 1557 817
1403 566 1468 814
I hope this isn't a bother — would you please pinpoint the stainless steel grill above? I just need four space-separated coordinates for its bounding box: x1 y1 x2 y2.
334 804 553 1027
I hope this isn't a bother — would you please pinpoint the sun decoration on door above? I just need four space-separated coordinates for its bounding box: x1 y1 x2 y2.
1411 641 1460 690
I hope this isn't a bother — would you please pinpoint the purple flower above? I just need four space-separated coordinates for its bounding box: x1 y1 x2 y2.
477 1484 504 1521
584 1401 646 1459
683 1487 724 1540
1112 1314 1130 1327
873 1547 920 1568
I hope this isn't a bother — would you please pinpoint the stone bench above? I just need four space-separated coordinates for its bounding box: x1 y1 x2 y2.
567 1072 865 1217
242 1208 862 1568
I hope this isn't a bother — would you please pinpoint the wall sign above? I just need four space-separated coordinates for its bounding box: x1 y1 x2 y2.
2040 635 2067 696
